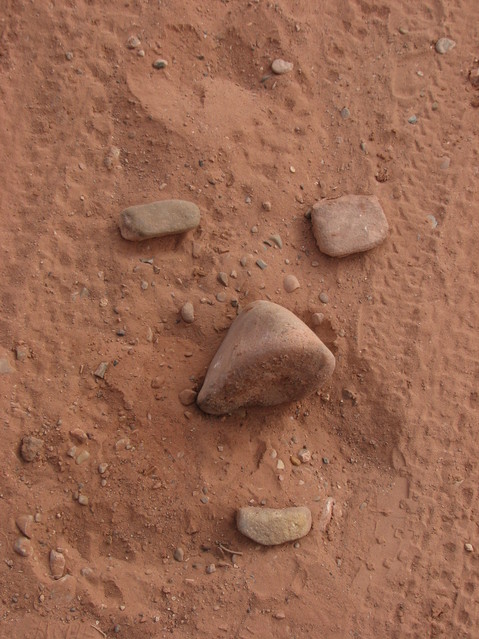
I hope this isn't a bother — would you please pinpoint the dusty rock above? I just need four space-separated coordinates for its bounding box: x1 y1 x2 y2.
318 497 335 532
174 547 184 562
94 362 108 379
311 312 324 326
262 201 272 211
197 300 335 414
78 495 89 506
283 274 300 293
76 450 90 465
178 389 197 406
70 428 87 443
0 357 14 373
469 68 479 87
153 59 168 69
50 549 66 579
14 536 32 557
272 59 293 75
269 234 282 249
16 514 34 538
435 37 456 54
20 436 43 462
217 272 229 287
256 259 267 270
319 292 329 304
298 448 311 463
104 146 120 170
180 302 195 324
119 200 200 241
206 563 216 574
312 194 389 257
236 506 312 545
126 35 141 49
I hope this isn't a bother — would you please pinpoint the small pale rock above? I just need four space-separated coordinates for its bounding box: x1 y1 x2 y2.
94 362 108 379
465 543 474 553
15 346 27 361
256 259 267 270
76 450 90 465
16 514 34 538
14 536 32 557
20 436 43 462
174 547 184 562
311 312 324 326
50 550 66 579
119 200 200 241
180 302 195 324
312 194 389 257
179 389 197 406
276 459 285 471
283 274 300 293
98 463 108 474
217 272 229 287
298 448 311 463
340 107 350 119
153 59 168 69
236 506 312 545
435 37 456 54
70 428 87 443
197 301 335 414
272 59 293 75
290 455 301 466
216 291 227 302
262 201 272 211
104 146 120 170
126 35 141 49
206 563 216 574
319 292 329 304
0 357 14 373
269 234 282 249
78 495 89 506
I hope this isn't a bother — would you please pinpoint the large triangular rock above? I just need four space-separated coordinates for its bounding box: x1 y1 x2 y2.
312 194 388 257
197 300 335 415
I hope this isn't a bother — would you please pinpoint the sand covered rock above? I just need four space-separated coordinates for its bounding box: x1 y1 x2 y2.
236 506 312 545
312 194 388 257
119 200 200 241
197 300 335 415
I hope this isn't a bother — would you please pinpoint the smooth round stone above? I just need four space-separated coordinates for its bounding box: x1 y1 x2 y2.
180 302 195 324
283 274 300 293
236 506 312 545
119 200 200 241
312 194 389 257
14 536 32 557
178 389 197 406
153 59 168 69
16 514 34 539
197 300 335 415
435 38 456 54
271 59 293 75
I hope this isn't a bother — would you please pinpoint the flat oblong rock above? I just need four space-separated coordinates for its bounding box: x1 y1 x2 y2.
197 300 335 415
237 506 312 545
312 194 388 257
119 200 200 241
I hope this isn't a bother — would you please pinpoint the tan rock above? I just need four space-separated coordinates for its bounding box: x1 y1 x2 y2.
312 194 388 257
283 274 300 293
178 389 197 406
119 200 200 241
197 300 335 415
236 506 312 545
272 59 293 75
180 302 195 324
50 549 66 579
16 514 34 538
20 435 43 462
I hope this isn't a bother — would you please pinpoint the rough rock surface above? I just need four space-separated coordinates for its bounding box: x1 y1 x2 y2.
197 300 335 414
119 200 200 241
312 194 389 257
236 506 312 545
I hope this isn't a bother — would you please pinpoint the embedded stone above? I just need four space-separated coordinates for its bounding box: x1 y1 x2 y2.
312 194 388 257
236 506 312 545
197 300 335 414
119 200 200 241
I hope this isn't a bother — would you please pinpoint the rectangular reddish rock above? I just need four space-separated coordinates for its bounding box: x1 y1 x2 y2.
312 194 389 257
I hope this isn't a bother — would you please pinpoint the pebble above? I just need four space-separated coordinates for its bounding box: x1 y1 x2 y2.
65 51 73 60
256 259 267 270
94 362 108 379
119 200 200 241
398 26 408 35
126 35 141 49
153 59 168 69
104 146 121 170
262 201 272 211
319 292 329 304
269 234 282 249
283 274 300 293
216 292 227 303
98 463 108 474
272 59 293 75
78 495 89 506
240 255 249 267
14 536 32 557
251 225 258 234
440 157 450 170
141 280 148 290
311 312 324 326
206 563 216 574
76 450 90 465
50 549 66 579
174 547 184 562
340 107 350 119
20 436 43 462
298 448 311 463
318 497 335 532
276 459 285 471
465 543 474 553
217 272 229 287
70 428 87 443
178 389 197 406
197 300 335 415
16 514 34 539
236 506 312 545
408 115 417 124
312 194 389 257
15 346 27 361
180 302 195 324
435 37 456 54
290 455 301 466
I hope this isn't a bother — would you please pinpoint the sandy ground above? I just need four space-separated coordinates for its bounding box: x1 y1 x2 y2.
1 1 479 637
